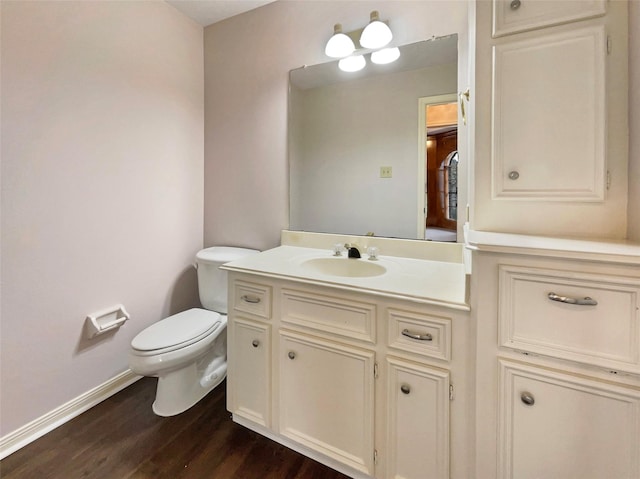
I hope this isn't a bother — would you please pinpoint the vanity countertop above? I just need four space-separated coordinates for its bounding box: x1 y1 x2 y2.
221 245 469 311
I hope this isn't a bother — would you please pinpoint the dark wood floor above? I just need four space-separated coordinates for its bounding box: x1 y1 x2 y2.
0 377 351 479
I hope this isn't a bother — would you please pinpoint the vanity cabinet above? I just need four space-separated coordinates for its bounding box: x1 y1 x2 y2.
471 0 629 237
226 271 470 479
279 330 375 475
228 317 271 427
472 247 640 479
385 357 450 479
498 360 640 479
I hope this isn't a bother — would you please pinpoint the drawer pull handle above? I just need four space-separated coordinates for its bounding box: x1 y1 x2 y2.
252 339 260 348
400 384 411 395
402 329 433 341
288 351 296 360
521 392 535 406
510 0 521 10
241 295 261 304
548 292 597 306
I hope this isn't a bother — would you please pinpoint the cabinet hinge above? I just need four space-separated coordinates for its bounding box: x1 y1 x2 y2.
374 363 379 379
607 170 611 190
374 449 378 465
607 35 612 54
449 384 454 401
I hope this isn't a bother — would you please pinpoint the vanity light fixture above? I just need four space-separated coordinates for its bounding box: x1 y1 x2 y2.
325 23 356 58
359 11 393 50
338 54 366 72
326 11 398 73
371 47 400 65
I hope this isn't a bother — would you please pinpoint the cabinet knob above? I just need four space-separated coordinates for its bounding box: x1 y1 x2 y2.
288 351 296 360
508 171 520 180
252 339 260 348
400 384 411 395
510 0 521 10
521 391 535 406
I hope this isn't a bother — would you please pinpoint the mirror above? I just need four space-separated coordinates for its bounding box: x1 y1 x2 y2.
289 35 459 241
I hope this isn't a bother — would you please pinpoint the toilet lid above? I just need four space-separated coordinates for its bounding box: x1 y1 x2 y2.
131 308 221 352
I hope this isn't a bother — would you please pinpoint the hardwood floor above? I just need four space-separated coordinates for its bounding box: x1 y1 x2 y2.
0 377 351 479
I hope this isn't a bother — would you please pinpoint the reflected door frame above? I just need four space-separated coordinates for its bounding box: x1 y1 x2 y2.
417 94 458 239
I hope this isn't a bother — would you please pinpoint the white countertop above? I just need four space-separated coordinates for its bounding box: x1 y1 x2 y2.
466 229 640 264
221 245 469 311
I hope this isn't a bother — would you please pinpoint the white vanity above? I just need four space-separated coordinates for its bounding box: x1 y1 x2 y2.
222 232 472 479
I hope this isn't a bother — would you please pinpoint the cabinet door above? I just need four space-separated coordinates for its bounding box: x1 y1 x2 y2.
227 317 271 427
492 25 606 201
492 0 606 38
498 360 640 479
386 357 450 479
279 331 375 475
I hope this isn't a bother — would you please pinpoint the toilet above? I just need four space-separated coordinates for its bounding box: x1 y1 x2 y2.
129 246 259 416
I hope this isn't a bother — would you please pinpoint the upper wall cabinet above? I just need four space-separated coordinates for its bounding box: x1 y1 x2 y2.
492 24 606 201
492 0 606 37
471 0 629 238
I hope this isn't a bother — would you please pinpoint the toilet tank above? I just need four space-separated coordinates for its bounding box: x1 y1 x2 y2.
195 246 259 313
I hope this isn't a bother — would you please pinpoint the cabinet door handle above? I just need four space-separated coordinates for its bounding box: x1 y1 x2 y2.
288 351 296 360
241 294 261 304
402 329 433 341
521 391 535 406
400 384 411 395
548 292 597 306
459 88 470 126
252 339 260 348
510 0 521 10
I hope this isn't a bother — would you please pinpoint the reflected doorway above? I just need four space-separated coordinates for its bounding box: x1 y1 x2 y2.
417 95 458 241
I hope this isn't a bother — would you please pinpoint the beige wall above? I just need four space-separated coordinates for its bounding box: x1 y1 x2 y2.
203 1 468 251
629 1 640 240
0 1 204 436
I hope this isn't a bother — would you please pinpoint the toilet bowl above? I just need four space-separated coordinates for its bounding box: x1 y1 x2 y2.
128 246 259 416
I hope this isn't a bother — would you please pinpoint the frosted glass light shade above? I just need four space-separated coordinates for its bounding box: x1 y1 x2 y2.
325 24 355 58
359 11 392 49
338 55 366 72
371 47 400 65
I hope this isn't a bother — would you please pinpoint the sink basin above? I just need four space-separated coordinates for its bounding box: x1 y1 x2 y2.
300 257 386 278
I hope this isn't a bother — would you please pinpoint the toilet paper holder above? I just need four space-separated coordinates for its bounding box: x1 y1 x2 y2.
85 304 130 339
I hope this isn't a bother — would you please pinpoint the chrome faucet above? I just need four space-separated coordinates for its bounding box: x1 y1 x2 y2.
344 244 361 259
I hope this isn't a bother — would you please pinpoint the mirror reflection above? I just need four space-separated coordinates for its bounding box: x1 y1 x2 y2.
289 35 459 241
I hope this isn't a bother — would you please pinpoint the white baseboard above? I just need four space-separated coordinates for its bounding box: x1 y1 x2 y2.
0 369 141 460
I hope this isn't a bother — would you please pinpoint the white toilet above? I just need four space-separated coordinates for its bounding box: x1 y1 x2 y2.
129 246 258 416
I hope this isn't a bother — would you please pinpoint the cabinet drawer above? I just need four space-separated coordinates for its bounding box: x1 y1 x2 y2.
387 308 451 362
498 360 640 479
499 264 640 372
492 0 605 38
233 280 271 319
281 289 376 343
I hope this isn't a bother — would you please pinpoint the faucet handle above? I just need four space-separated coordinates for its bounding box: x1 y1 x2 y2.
367 246 379 260
333 243 345 256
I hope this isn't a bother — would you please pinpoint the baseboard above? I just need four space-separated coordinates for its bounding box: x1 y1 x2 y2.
0 369 141 460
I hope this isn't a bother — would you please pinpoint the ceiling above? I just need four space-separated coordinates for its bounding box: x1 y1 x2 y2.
166 0 276 27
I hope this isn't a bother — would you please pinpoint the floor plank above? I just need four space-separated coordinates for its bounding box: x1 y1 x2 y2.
0 378 351 479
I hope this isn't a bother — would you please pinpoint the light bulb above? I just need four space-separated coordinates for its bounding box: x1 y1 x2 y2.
359 11 392 50
325 24 355 58
371 47 400 65
338 55 366 72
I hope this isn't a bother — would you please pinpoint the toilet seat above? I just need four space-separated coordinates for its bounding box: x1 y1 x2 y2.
131 308 222 356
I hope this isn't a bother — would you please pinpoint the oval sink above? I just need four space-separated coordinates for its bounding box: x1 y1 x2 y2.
301 257 386 278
